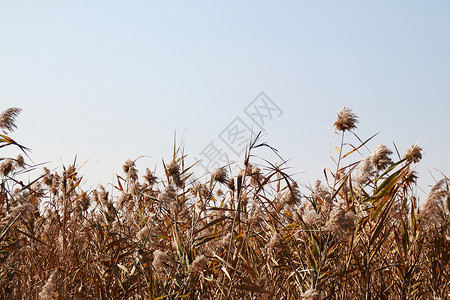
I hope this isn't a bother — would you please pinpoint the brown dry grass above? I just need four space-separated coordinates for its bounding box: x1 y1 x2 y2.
0 107 449 299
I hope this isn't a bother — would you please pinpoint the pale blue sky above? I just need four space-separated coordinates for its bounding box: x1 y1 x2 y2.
1 1 449 196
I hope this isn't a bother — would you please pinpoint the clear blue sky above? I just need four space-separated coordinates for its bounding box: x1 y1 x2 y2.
1 1 449 197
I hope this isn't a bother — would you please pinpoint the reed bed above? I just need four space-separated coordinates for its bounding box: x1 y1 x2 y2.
0 107 448 299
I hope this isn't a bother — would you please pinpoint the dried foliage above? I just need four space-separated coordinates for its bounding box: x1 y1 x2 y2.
0 107 449 299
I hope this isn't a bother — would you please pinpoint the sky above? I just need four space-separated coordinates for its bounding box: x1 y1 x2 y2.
1 1 450 198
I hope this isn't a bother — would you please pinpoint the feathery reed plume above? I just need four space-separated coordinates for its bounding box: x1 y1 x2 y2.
212 167 228 185
50 173 61 195
227 177 235 191
158 185 178 212
313 180 333 213
143 168 157 186
302 288 320 300
64 164 77 180
123 158 138 181
189 255 207 273
129 182 140 196
167 160 184 188
404 144 422 163
0 159 13 176
41 167 53 186
192 182 211 200
38 271 57 300
370 144 393 170
97 185 109 205
14 155 25 169
313 180 331 202
355 156 375 184
76 192 91 212
333 107 358 132
0 107 21 133
1 202 33 224
218 232 233 249
248 165 263 186
421 179 448 226
300 202 323 227
304 210 322 227
324 203 357 235
281 181 301 207
266 233 281 252
403 168 418 188
248 205 264 227
152 250 169 275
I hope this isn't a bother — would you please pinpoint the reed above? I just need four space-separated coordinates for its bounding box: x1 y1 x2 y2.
0 107 448 299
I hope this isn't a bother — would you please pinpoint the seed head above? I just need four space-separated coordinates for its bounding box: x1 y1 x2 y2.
248 205 264 227
0 159 14 176
325 204 357 235
333 107 358 132
15 155 25 169
212 167 228 185
41 167 53 186
421 179 447 227
152 250 169 275
281 182 301 207
51 174 60 195
227 177 235 191
302 288 320 300
355 156 375 184
38 271 57 300
0 107 22 133
123 159 138 181
159 185 176 204
189 254 208 273
301 203 323 227
129 182 141 195
143 168 157 186
64 165 77 180
98 185 109 205
404 144 422 163
77 193 91 211
313 180 332 213
159 185 179 213
191 183 211 200
403 168 418 188
266 233 281 252
167 160 184 188
218 232 233 249
248 165 263 186
370 144 393 170
2 203 34 224
313 180 331 203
